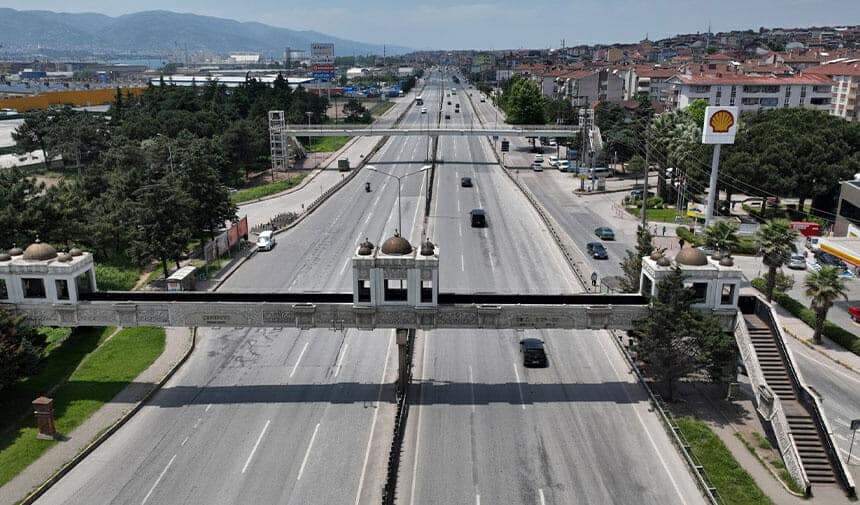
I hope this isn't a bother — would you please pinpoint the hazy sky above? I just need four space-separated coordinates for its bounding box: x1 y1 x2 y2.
2 0 858 50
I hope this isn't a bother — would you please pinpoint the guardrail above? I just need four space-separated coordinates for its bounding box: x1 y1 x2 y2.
381 329 415 505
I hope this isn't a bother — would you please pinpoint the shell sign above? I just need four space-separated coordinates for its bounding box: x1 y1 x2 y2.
702 106 739 144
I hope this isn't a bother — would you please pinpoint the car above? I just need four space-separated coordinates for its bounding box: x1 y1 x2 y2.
447 101 452 105
532 163 543 172
594 227 615 240
534 154 544 164
806 236 821 252
548 155 559 167
850 307 860 323
455 108 460 113
519 338 548 367
256 230 276 251
787 253 807 270
445 113 451 120
479 98 486 102
460 177 473 187
549 139 558 146
815 251 847 270
421 107 427 114
586 242 608 259
470 208 487 227
629 190 655 201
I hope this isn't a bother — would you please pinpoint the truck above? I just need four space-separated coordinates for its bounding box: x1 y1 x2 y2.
338 158 351 172
416 96 424 106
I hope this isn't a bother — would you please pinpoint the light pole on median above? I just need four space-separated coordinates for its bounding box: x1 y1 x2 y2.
367 165 431 237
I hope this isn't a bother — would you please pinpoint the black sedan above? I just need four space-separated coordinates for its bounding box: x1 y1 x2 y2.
586 242 609 259
519 338 548 367
461 177 473 187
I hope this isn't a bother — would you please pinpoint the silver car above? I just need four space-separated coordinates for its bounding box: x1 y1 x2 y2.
787 253 806 270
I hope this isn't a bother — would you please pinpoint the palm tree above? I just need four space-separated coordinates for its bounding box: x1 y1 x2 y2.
755 219 798 301
805 266 848 344
701 221 739 257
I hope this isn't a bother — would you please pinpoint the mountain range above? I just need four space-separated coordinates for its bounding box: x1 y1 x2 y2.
0 8 411 58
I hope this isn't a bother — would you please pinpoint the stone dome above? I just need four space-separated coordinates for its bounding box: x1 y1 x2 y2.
358 238 374 256
23 240 58 261
0 253 10 262
656 255 671 267
69 248 83 257
57 252 73 262
420 238 435 256
381 234 413 255
675 247 708 266
8 246 23 256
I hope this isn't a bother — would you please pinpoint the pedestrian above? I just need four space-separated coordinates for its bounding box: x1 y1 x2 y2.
653 224 658 235
591 271 598 288
662 225 667 237
679 238 685 249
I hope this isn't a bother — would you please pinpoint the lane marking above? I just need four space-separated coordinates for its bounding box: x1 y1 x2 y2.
461 254 465 272
476 493 481 505
297 423 321 480
334 343 349 378
596 334 689 503
459 223 463 237
193 417 202 429
205 404 212 412
180 436 189 447
512 363 526 410
339 258 351 277
141 453 176 505
409 330 430 505
241 420 271 474
539 488 546 505
290 342 309 378
469 365 476 412
354 332 394 505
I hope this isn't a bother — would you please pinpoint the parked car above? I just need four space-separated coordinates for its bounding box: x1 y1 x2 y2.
534 154 544 164
548 155 560 167
850 307 860 323
445 113 451 120
519 338 548 367
629 190 655 201
447 101 452 105
586 242 608 259
787 253 807 270
461 177 473 187
479 98 486 102
815 251 847 270
421 107 427 114
806 236 821 252
594 227 615 240
532 163 543 172
256 230 276 251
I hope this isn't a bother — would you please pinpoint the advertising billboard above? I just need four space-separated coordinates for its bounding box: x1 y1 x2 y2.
311 43 335 72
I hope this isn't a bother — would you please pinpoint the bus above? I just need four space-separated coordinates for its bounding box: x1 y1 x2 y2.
416 96 424 106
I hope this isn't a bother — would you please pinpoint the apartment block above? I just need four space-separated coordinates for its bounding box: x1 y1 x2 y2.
668 74 833 112
804 60 860 122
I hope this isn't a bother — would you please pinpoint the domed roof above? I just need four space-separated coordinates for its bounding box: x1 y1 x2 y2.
69 248 83 257
420 238 435 256
0 253 10 262
57 252 73 262
23 240 58 261
8 246 23 256
675 247 708 266
381 234 413 255
358 238 374 256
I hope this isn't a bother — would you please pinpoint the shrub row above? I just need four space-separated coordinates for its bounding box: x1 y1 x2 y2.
750 277 860 357
675 228 758 255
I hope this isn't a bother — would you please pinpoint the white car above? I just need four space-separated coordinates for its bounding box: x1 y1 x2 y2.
421 107 427 114
787 253 807 270
256 230 276 251
532 163 543 172
548 155 559 167
534 154 544 164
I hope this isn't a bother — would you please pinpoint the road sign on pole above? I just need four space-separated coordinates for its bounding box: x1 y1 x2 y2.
849 419 859 464
701 106 739 229
501 140 509 152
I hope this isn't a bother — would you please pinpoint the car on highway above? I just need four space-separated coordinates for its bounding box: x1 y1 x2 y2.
594 227 615 240
470 208 487 227
461 177 473 187
256 230 276 251
445 113 451 120
421 107 427 114
447 101 452 105
548 155 559 167
519 338 548 367
788 253 807 270
586 242 609 259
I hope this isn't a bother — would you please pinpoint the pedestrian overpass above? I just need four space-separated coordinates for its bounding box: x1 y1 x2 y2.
282 125 579 138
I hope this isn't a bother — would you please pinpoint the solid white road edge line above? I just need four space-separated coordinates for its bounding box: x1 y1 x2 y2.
241 420 271 474
409 330 430 505
141 453 176 505
290 342 310 378
297 422 321 481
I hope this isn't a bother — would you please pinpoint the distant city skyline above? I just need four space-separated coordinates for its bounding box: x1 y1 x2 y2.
1 1 858 50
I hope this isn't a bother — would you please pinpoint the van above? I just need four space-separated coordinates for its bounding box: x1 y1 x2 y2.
256 230 276 251
534 154 544 164
585 167 611 178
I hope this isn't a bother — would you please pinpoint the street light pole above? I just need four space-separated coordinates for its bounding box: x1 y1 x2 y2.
368 165 431 236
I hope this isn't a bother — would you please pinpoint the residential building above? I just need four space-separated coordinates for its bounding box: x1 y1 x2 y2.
633 66 678 103
804 60 860 122
552 69 624 106
668 73 833 112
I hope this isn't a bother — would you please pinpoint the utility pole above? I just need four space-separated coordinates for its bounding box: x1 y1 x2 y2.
641 139 649 229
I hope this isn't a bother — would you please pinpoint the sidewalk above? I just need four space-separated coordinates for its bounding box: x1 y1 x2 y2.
0 327 195 505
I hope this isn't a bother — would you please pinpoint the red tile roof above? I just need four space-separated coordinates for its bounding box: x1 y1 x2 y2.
803 61 860 77
673 73 832 85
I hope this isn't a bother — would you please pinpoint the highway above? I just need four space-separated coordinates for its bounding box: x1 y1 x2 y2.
398 73 706 505
35 72 707 504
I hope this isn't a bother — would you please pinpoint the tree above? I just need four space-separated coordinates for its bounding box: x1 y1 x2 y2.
755 219 798 302
626 154 646 180
0 168 48 247
700 221 739 256
685 99 708 126
805 266 848 344
343 99 372 124
0 308 45 392
12 110 53 168
505 78 545 124
618 226 654 292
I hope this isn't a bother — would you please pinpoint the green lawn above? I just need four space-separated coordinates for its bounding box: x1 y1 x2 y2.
0 145 19 156
625 207 684 222
676 417 774 505
0 327 165 487
309 136 350 153
231 174 306 203
95 264 141 291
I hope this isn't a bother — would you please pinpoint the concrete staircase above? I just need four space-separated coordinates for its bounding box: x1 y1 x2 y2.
744 315 838 485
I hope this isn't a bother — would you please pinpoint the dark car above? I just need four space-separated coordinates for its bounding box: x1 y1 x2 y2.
594 227 615 240
520 338 548 367
470 208 487 227
461 177 473 187
815 251 847 270
587 242 608 259
447 101 452 105
445 113 451 120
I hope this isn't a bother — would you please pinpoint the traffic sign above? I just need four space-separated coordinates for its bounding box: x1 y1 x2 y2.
501 140 509 152
492 135 499 141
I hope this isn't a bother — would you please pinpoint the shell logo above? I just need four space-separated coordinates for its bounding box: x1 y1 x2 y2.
709 109 735 133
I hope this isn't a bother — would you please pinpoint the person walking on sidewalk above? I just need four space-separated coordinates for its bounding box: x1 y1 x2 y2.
662 225 667 236
591 271 598 288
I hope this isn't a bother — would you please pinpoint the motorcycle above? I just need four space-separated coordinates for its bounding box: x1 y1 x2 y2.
365 182 371 192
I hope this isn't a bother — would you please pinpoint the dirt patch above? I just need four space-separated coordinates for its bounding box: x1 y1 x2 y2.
242 167 309 188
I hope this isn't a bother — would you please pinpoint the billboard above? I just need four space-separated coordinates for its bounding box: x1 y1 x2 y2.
687 202 706 218
702 106 739 144
311 42 334 72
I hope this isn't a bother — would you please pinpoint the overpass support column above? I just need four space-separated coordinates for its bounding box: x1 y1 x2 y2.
395 328 412 395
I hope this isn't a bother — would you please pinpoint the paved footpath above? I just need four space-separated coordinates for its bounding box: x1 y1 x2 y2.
0 327 194 505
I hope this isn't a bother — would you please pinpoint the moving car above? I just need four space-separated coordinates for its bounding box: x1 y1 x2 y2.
256 230 276 251
532 163 543 172
421 107 427 114
534 154 544 164
470 209 487 227
460 177 473 187
787 253 807 270
448 101 452 105
479 98 486 102
586 242 608 259
594 227 615 240
548 155 559 167
445 113 451 120
519 338 548 367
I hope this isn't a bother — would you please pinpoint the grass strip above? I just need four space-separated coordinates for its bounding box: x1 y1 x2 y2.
95 264 141 291
309 136 350 153
0 327 165 487
231 174 306 203
676 417 774 505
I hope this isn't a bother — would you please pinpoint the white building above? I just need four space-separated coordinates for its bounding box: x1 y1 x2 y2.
668 73 832 112
804 60 860 122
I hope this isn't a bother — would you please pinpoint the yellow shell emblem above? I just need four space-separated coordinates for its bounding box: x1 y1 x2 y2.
709 109 735 133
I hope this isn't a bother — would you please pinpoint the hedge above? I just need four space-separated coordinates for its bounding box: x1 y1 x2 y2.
675 228 758 256
750 277 860 357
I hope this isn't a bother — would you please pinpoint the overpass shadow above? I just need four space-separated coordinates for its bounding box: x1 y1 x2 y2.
141 380 646 409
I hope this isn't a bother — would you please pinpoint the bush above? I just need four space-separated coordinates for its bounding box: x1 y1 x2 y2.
676 228 758 255
750 277 860 357
676 226 700 246
95 264 140 291
646 196 664 209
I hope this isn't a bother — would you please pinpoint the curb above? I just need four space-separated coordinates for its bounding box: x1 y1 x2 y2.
19 328 198 505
